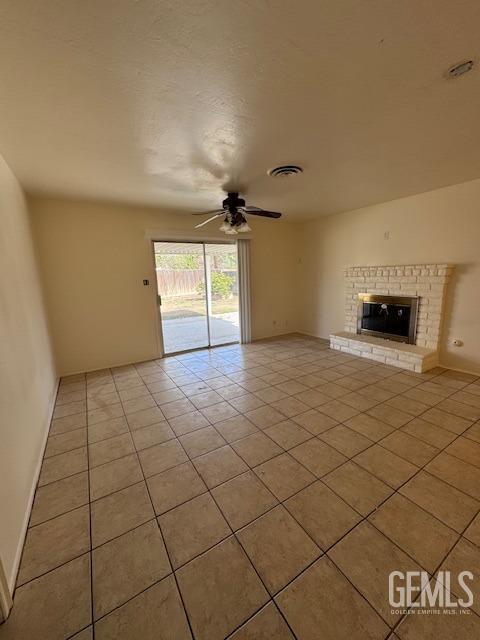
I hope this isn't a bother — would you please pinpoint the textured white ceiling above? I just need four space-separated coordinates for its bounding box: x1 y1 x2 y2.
1 0 480 219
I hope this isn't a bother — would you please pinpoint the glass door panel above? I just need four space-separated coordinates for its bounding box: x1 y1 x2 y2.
154 242 209 354
205 244 240 346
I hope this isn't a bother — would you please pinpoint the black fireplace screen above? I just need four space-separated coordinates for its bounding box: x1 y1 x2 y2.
357 294 418 344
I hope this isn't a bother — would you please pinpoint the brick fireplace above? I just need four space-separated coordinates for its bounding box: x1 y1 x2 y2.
330 264 453 372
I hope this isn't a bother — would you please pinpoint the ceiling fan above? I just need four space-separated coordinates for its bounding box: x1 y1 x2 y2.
193 192 282 234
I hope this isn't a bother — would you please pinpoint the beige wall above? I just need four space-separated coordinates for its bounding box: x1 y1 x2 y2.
30 196 301 375
298 178 480 373
0 157 57 592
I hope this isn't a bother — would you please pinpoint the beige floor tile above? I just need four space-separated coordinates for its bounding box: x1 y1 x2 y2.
92 520 170 619
237 505 320 595
318 399 360 422
39 447 88 486
87 392 120 410
318 382 351 398
339 391 379 412
190 390 224 409
94 576 192 640
212 471 278 530
177 536 269 640
285 480 361 549
200 401 239 423
50 412 87 436
147 379 177 393
386 395 430 416
214 414 258 443
451 389 480 409
138 439 187 477
436 399 480 422
426 452 480 500
291 408 339 434
292 388 330 408
329 521 422 625
152 387 185 405
91 481 154 547
323 461 393 516
229 393 265 412
369 493 458 572
421 406 473 434
126 406 165 430
379 430 439 467
229 602 294 639
18 506 90 585
130 420 175 450
354 444 418 488
400 471 480 532
275 556 389 640
161 398 196 419
169 410 210 436
216 383 249 400
240 378 270 393
254 453 316 501
179 426 226 458
270 396 311 419
88 403 124 425
264 420 312 450
254 386 289 403
90 453 143 500
438 538 480 615
464 512 480 545
367 403 413 428
401 417 457 448
71 627 93 639
88 433 134 468
245 405 286 429
319 425 372 457
159 493 230 568
403 387 444 407
445 436 480 468
147 461 207 514
231 431 283 467
44 428 87 458
344 412 394 441
121 394 156 415
276 380 309 395
0 554 91 640
30 472 89 526
395 596 480 639
87 416 129 444
193 445 248 488
56 389 86 405
464 422 480 443
290 438 347 477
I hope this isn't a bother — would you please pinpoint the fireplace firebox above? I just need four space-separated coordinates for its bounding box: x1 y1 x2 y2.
357 293 418 344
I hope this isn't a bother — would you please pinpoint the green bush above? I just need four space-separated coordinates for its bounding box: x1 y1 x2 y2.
195 272 234 299
211 272 234 298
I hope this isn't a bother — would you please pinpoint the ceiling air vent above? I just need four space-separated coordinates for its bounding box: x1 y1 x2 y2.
268 165 303 178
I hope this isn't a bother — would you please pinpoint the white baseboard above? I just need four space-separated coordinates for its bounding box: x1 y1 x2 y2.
6 377 60 597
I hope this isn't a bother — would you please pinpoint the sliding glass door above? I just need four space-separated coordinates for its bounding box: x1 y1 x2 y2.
154 241 240 354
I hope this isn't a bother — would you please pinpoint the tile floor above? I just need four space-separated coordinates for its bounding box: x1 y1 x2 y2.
1 335 480 639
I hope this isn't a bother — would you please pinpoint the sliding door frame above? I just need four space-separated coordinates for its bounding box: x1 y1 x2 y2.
151 239 241 356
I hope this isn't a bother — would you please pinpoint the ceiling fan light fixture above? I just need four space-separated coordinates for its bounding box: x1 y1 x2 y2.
237 222 251 233
219 219 230 232
224 226 238 235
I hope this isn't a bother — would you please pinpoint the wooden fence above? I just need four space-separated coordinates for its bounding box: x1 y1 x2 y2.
156 269 238 297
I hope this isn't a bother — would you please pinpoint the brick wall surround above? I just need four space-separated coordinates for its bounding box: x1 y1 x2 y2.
344 264 453 350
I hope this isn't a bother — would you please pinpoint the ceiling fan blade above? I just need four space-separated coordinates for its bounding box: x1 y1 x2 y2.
192 209 225 215
247 210 282 219
194 213 225 228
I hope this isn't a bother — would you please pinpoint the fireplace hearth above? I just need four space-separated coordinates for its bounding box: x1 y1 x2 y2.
357 293 418 344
